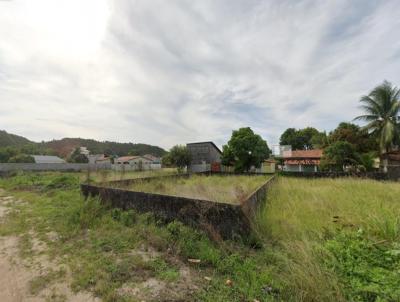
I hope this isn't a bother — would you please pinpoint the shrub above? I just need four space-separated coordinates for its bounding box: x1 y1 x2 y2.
45 174 79 190
325 230 400 302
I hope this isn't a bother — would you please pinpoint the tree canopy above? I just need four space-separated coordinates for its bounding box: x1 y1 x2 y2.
328 122 377 153
68 148 89 163
166 145 191 172
320 141 360 171
280 127 326 150
221 127 270 172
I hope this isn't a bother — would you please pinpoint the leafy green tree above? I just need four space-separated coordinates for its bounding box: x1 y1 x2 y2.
354 81 400 156
0 147 18 163
320 141 360 171
222 127 270 172
329 122 377 153
161 153 173 167
280 127 325 150
168 145 191 172
310 131 328 149
68 148 89 163
8 154 35 163
220 145 235 166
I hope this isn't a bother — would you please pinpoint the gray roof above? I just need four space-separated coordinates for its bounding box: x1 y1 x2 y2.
32 155 66 164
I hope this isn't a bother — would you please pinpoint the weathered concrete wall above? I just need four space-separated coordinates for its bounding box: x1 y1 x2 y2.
279 171 388 180
0 163 111 172
111 163 161 172
81 173 275 240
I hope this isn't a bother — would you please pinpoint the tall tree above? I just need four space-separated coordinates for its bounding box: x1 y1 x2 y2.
320 141 359 172
354 81 400 170
168 145 191 172
280 127 325 150
328 122 377 153
222 127 270 172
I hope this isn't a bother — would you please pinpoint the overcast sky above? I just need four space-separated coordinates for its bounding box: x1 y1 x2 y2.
1 0 400 149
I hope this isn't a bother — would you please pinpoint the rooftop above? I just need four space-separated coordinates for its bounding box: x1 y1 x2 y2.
32 155 66 164
283 149 323 159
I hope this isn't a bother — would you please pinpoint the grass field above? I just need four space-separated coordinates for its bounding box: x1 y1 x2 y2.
0 172 399 301
118 174 269 204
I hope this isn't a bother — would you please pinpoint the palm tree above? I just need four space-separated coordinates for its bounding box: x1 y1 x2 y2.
354 80 400 171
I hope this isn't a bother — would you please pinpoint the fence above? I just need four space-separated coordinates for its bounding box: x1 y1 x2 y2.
111 163 161 172
279 171 388 180
0 163 111 172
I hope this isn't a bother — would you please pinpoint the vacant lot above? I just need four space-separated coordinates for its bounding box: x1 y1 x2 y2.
116 174 269 204
0 173 399 301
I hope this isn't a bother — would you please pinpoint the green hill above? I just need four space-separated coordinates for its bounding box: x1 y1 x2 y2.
0 130 32 147
44 138 166 158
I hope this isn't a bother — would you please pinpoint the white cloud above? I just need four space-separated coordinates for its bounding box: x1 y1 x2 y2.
1 0 400 149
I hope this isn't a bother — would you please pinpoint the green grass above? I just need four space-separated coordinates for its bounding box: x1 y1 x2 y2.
1 172 399 301
85 168 178 183
118 174 270 204
257 177 400 302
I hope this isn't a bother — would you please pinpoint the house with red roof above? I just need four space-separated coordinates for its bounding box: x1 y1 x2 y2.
283 149 323 172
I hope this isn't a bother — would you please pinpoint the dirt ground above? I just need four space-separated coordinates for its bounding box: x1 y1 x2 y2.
0 189 201 302
0 190 100 302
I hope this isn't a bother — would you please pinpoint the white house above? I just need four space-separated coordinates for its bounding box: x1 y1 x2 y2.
114 155 161 171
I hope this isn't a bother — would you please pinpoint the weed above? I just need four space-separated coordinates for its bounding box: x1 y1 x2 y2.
29 268 66 295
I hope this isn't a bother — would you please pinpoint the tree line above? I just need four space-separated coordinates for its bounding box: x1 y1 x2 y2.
164 80 400 173
280 80 400 171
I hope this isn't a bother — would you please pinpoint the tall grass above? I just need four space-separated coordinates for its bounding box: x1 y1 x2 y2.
256 177 400 302
259 177 400 241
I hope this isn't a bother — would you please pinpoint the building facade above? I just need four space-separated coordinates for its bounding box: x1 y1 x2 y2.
283 149 323 172
187 142 222 172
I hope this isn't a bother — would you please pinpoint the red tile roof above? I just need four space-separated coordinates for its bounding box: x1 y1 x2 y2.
283 149 323 165
283 149 323 159
116 156 140 162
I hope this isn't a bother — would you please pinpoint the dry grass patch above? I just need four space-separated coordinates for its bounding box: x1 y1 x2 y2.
118 174 271 204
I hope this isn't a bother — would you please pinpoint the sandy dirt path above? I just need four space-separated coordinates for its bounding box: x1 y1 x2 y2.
0 189 100 302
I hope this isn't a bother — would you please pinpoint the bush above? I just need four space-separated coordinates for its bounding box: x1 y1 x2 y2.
45 174 79 190
8 154 35 163
324 230 400 301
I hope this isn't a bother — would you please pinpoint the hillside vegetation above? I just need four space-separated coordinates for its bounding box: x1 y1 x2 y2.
0 130 32 147
0 130 166 159
44 138 166 157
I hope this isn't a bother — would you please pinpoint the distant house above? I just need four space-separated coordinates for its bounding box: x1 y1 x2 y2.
382 150 400 178
260 159 276 173
88 154 111 164
115 155 153 165
114 155 161 171
187 142 222 172
283 149 323 172
143 154 161 164
32 155 66 164
79 147 90 156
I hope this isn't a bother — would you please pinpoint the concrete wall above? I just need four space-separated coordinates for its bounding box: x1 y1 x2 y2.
280 171 388 180
111 163 162 171
0 163 111 172
81 173 275 240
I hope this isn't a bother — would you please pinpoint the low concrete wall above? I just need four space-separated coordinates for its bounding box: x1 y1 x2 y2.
111 163 162 171
0 163 111 172
279 171 388 180
81 173 275 240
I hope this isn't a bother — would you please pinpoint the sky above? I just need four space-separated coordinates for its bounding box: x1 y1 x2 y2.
1 0 400 149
